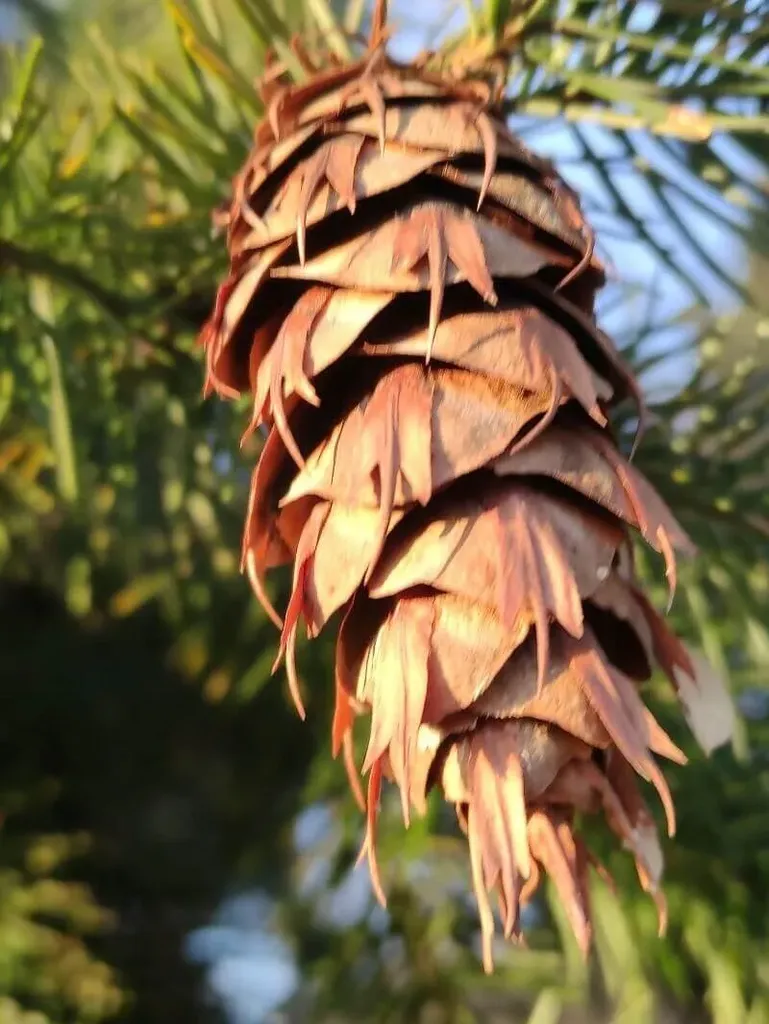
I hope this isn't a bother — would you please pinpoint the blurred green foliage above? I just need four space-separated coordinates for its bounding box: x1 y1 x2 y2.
1 1 769 1021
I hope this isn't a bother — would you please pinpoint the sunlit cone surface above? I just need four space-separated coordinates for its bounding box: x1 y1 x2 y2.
200 18 713 969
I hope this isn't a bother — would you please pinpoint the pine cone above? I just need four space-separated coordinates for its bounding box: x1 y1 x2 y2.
201 31 710 969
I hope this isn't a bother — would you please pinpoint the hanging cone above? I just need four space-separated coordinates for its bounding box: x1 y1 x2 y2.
200 10 717 971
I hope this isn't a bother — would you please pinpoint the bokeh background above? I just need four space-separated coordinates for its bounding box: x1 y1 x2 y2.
2 1 769 1021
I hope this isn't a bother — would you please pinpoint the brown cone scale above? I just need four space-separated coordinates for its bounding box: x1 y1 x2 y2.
200 24 710 971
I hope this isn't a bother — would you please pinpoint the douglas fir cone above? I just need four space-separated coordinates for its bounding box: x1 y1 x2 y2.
200 10 724 969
